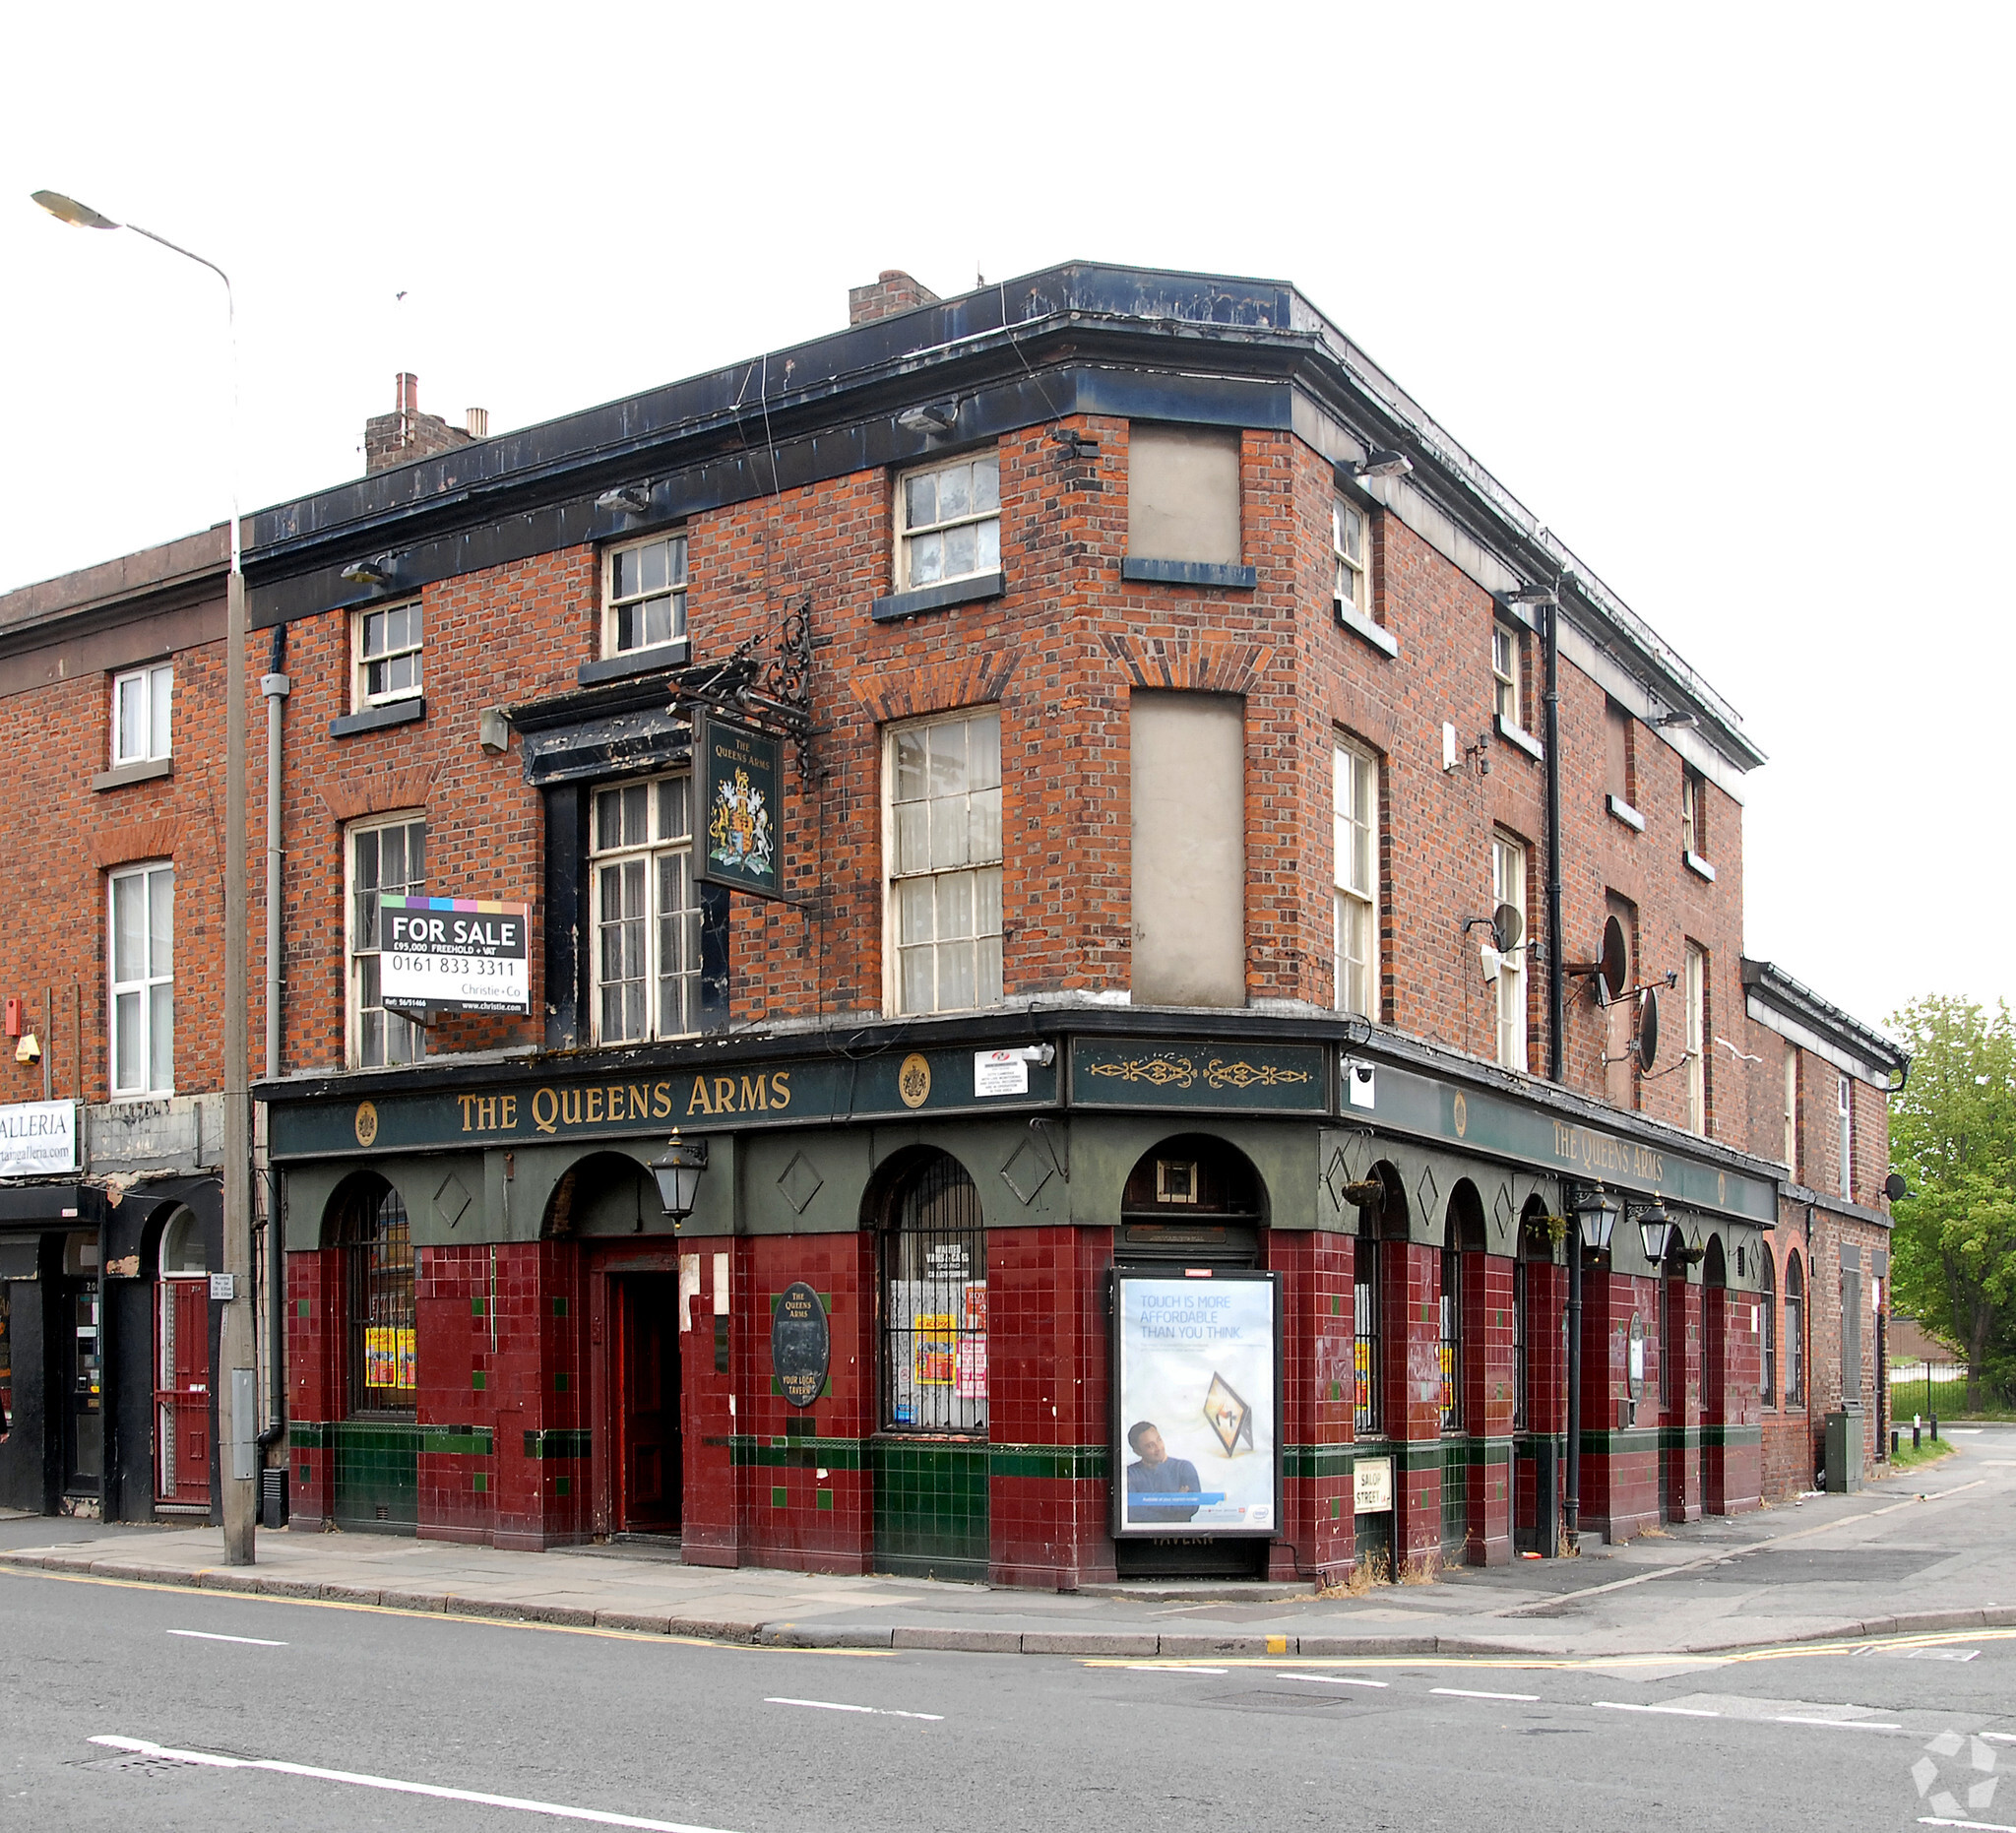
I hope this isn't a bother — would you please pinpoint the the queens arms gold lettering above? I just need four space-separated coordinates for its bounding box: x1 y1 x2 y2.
464 1074 795 1135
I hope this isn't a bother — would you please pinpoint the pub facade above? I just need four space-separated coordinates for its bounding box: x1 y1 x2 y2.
242 262 1901 1582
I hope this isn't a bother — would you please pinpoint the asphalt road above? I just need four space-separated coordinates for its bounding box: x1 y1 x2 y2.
6 1561 2014 1832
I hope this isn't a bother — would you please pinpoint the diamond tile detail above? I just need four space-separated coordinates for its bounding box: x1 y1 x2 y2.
434 1170 472 1228
777 1151 825 1215
999 1136 1054 1206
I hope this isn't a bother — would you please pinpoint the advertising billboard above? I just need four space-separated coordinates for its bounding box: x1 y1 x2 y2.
377 896 531 1016
1112 1271 1279 1538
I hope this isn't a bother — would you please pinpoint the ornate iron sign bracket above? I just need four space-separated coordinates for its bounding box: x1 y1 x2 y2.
667 596 814 772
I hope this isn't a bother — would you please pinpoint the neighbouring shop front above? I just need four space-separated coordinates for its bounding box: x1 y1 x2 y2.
266 1021 1780 1582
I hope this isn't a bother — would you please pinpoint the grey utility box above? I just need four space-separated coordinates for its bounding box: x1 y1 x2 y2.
1824 1407 1864 1493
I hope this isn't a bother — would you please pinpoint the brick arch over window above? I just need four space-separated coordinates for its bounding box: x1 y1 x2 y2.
850 652 1018 724
322 763 438 825
1102 633 1272 695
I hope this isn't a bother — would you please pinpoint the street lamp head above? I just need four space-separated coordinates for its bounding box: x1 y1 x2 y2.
1572 1185 1618 1256
649 1129 710 1226
32 189 119 230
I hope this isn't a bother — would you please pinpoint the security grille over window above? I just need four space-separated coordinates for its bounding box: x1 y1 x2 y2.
879 1154 987 1435
1439 1242 1463 1432
592 773 700 1043
1354 1239 1381 1436
343 1185 416 1419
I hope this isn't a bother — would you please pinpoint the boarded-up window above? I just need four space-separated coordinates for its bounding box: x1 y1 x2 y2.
1605 700 1635 807
1130 692 1244 1007
1127 426 1240 565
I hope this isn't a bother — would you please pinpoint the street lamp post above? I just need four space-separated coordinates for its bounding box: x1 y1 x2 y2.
33 189 258 1565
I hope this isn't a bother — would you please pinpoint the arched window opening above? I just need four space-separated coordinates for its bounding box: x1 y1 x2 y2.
879 1153 986 1436
342 1183 416 1419
1785 1252 1805 1408
1759 1244 1778 1408
1439 1235 1463 1433
1354 1235 1381 1437
159 1206 208 1277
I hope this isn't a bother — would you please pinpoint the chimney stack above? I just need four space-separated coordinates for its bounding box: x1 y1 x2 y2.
849 269 940 327
364 373 479 475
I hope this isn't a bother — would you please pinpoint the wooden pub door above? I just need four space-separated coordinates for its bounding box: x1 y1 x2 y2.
614 1276 683 1536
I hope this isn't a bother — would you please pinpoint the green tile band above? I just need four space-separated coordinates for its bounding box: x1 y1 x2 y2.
523 1428 592 1460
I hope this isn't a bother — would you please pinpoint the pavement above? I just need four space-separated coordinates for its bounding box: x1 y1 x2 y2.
6 1425 2011 1662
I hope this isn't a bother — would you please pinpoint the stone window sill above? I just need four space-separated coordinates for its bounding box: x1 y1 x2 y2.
1495 716 1544 762
331 697 425 739
1336 600 1398 658
1120 557 1258 590
578 640 691 688
871 571 1004 624
1607 794 1646 832
92 757 173 792
1684 850 1718 882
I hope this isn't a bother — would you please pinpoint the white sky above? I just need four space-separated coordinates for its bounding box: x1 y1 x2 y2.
4 4 2008 1040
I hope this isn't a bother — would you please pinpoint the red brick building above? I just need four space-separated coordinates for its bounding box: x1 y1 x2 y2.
2 262 1908 1576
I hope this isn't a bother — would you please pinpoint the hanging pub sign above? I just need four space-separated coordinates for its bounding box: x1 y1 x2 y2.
770 1280 831 1408
1111 1270 1280 1540
378 896 532 1016
694 713 784 899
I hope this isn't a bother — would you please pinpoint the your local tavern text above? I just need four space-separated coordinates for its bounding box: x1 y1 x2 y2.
457 1073 795 1135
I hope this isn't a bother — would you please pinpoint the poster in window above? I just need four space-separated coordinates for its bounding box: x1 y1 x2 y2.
364 1326 415 1391
694 714 785 900
1112 1271 1279 1539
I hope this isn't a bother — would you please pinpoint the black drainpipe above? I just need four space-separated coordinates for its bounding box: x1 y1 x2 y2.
1544 596 1578 1547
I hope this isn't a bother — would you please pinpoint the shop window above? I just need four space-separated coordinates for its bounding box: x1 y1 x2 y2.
342 1183 416 1419
885 708 1003 1015
108 860 174 1097
591 772 701 1043
1492 832 1528 1072
1785 1252 1805 1406
1353 1237 1380 1437
896 451 1000 591
603 532 689 659
348 815 426 1068
879 1154 987 1435
1759 1245 1778 1408
352 600 422 708
1334 737 1379 1017
112 663 172 768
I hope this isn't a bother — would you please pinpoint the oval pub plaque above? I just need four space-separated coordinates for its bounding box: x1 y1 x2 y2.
771 1280 830 1409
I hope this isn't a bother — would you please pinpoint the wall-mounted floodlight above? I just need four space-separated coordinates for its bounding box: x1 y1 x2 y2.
898 401 959 435
1651 710 1700 730
596 484 651 517
1352 448 1413 479
1506 584 1557 607
340 558 393 587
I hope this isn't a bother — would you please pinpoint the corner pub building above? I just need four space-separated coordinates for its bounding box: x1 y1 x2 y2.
245 262 1903 1585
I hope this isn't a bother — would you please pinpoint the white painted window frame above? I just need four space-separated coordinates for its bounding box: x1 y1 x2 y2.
111 663 172 767
588 771 701 1046
1333 736 1378 1017
894 451 1001 592
107 859 174 1098
602 532 690 659
346 813 428 1070
352 599 423 709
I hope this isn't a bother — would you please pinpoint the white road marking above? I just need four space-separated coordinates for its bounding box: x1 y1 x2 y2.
1593 1701 1720 1717
764 1697 943 1721
1776 1715 1903 1730
1432 1687 1539 1702
88 1737 741 1831
1122 1665 1229 1675
1981 1733 2016 1744
168 1630 286 1647
1275 1674 1390 1688
1919 1820 2016 1831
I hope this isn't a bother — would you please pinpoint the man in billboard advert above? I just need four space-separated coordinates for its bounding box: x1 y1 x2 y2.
1124 1421 1202 1523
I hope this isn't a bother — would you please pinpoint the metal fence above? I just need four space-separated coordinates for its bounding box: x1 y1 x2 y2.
1890 1358 2012 1419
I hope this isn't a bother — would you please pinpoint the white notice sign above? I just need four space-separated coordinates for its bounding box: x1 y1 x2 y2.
0 1101 76 1175
1354 1454 1394 1514
974 1048 1030 1097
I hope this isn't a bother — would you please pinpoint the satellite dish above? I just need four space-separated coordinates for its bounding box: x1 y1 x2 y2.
1492 902 1524 954
1635 985 1662 1073
1599 916 1628 1004
1884 1171 1910 1204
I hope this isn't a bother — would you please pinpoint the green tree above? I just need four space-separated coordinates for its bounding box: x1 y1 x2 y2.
1887 996 2016 1412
